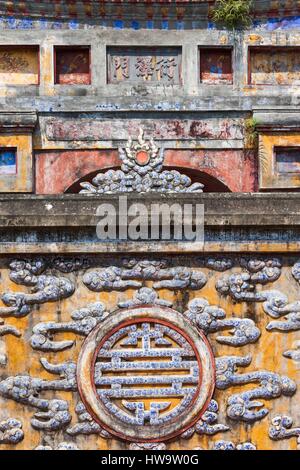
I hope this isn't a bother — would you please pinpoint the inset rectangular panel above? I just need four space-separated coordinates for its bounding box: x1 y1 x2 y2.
249 47 300 85
55 46 91 85
0 148 16 174
107 47 182 84
200 48 233 84
276 147 300 173
0 46 39 85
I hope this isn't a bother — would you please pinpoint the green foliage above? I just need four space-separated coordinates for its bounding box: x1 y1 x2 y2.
244 117 259 150
212 0 253 30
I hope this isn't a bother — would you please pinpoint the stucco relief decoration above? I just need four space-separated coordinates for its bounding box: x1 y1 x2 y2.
0 258 76 317
0 419 24 445
77 307 215 442
0 255 299 450
269 416 300 449
80 128 204 194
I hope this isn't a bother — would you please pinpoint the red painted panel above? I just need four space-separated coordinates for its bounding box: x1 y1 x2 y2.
200 48 233 85
55 46 91 85
35 150 119 194
35 149 257 194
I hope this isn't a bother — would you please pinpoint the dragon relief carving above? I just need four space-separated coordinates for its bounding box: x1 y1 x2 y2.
80 128 204 194
215 355 296 423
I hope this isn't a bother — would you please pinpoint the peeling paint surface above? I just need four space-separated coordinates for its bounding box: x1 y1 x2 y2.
200 48 232 84
0 46 39 85
250 47 300 85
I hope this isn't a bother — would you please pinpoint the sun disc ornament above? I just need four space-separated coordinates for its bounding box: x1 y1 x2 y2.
77 306 215 442
135 150 150 166
79 128 204 193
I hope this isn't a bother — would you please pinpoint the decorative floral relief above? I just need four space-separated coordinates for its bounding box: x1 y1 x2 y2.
240 257 282 282
0 255 298 449
80 128 204 194
264 294 300 332
292 262 300 284
83 266 141 291
49 257 90 273
205 257 234 272
0 320 21 338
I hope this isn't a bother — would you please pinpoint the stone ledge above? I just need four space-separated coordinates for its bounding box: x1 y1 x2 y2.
254 109 300 131
0 193 299 228
0 111 37 133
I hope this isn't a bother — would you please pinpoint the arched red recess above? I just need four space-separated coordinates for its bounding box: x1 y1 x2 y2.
65 166 230 193
35 148 256 194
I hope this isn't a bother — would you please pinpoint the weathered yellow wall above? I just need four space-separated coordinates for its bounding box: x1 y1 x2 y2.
259 133 300 189
0 256 299 450
0 134 32 192
0 47 39 88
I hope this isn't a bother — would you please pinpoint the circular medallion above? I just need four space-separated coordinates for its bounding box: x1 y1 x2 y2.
135 150 150 166
77 306 215 442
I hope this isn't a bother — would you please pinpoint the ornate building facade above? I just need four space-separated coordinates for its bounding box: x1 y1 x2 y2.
0 0 299 451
